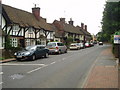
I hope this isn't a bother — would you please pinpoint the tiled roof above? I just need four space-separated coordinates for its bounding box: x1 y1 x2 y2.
76 26 91 36
49 23 64 38
2 4 51 31
53 20 84 35
64 24 84 35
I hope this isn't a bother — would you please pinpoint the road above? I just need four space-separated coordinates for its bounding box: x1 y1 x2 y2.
1 44 111 88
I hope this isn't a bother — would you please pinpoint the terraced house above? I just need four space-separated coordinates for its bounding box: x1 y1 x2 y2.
1 4 54 48
53 18 91 43
1 4 92 50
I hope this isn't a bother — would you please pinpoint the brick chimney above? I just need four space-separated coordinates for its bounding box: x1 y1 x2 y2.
85 25 87 31
32 5 40 20
68 18 74 25
60 18 65 23
81 23 84 29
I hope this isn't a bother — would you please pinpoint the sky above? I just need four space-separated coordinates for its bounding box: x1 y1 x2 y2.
2 0 106 35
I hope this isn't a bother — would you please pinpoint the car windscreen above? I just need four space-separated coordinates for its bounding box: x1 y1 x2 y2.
25 46 36 51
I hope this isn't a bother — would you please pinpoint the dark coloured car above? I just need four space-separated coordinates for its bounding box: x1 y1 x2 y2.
14 45 49 61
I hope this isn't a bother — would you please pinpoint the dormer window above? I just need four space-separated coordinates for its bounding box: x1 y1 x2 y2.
28 28 33 34
13 25 19 31
13 25 19 35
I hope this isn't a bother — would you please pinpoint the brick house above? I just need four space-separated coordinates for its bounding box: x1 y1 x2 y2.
53 18 87 43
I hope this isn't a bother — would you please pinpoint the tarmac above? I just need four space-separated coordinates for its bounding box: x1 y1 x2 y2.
0 45 119 89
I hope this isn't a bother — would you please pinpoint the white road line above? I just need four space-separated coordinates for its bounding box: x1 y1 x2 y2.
0 63 45 66
50 62 56 65
27 62 56 74
0 82 3 85
27 65 47 74
0 72 3 75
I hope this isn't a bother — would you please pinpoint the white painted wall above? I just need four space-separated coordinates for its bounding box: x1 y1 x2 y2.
0 35 5 49
47 32 54 40
2 16 6 30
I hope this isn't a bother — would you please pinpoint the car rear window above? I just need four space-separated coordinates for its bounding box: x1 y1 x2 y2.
57 43 64 46
47 43 56 46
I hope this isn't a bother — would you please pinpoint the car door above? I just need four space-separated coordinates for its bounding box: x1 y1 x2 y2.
36 46 42 58
60 43 65 53
39 46 46 56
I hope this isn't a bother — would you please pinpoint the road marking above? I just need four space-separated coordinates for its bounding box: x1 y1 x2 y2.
0 63 45 66
0 72 3 75
27 62 56 74
0 82 3 85
27 65 46 74
50 62 56 65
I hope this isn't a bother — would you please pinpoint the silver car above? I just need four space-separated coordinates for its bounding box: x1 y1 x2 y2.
47 42 67 54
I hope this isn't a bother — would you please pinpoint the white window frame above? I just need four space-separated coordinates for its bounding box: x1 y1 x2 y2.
11 38 17 47
28 28 33 34
26 39 30 46
13 25 19 35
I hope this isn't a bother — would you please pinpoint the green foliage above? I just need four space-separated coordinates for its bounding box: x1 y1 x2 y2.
65 37 73 47
5 35 12 50
98 2 120 42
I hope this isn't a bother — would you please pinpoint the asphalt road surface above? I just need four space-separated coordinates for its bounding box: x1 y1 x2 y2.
1 44 111 88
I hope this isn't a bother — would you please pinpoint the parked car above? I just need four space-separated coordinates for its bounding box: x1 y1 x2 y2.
85 42 90 47
46 42 67 54
78 43 84 49
14 45 49 61
69 43 81 50
90 42 94 47
99 42 103 45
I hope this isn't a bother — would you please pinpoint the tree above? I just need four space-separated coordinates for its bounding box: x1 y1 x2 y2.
98 1 120 42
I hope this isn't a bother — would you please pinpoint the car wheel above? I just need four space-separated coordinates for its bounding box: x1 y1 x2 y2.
65 49 67 53
16 58 21 61
45 53 49 58
58 50 61 54
31 55 36 61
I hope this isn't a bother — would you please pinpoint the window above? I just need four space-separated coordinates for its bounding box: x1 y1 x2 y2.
13 25 19 35
26 39 30 46
11 38 17 47
40 39 46 45
28 28 33 34
57 43 64 46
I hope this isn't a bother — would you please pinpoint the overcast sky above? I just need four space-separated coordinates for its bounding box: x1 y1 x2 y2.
2 0 106 35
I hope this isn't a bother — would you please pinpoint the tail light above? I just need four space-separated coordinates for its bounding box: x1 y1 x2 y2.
56 47 59 50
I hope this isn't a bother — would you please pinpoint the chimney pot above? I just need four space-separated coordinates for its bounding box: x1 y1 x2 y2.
60 18 65 23
85 25 87 31
32 7 40 20
69 18 74 25
81 23 84 29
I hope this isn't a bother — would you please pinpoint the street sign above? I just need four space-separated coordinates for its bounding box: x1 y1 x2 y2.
114 35 120 44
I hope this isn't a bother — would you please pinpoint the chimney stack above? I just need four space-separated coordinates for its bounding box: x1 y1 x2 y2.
32 4 40 20
85 25 87 31
81 23 84 29
68 18 74 25
60 18 65 23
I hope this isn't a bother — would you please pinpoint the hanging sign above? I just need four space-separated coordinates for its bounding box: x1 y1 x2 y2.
114 35 120 44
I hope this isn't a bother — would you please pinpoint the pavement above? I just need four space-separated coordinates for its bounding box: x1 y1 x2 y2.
83 46 119 88
0 58 16 63
0 45 119 88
